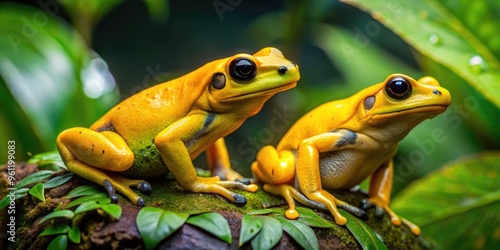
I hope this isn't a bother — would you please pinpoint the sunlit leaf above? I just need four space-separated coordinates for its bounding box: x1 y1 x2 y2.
44 173 74 189
0 188 28 209
341 0 500 108
136 207 189 250
66 185 103 199
39 210 74 224
47 235 68 250
0 3 119 162
392 152 500 249
100 203 122 219
340 210 387 250
39 224 71 236
29 183 45 202
251 217 282 250
14 170 53 189
68 226 81 244
295 207 335 228
239 215 262 246
74 201 101 215
277 217 319 250
187 212 231 244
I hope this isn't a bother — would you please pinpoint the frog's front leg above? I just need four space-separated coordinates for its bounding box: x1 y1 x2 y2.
154 115 257 206
362 159 421 235
207 138 246 182
295 132 360 225
57 128 152 206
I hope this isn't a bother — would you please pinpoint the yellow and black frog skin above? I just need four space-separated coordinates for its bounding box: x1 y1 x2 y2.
252 74 451 235
57 47 300 207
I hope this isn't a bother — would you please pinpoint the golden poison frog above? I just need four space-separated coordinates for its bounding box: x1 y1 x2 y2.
252 74 451 235
57 47 299 207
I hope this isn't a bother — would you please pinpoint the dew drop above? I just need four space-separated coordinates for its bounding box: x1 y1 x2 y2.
429 34 441 45
468 55 489 75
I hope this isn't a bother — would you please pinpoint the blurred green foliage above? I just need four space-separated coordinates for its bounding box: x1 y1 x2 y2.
1 0 499 248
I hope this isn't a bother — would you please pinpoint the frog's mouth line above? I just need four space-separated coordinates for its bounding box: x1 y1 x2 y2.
221 81 297 101
374 105 448 117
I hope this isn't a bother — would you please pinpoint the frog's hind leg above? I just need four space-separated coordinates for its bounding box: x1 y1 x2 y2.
57 127 147 206
251 146 295 184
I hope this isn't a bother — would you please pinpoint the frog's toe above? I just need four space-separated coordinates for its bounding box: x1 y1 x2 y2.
360 199 373 210
103 179 118 203
232 193 247 206
137 198 145 207
236 178 252 185
374 206 385 218
339 203 367 219
137 181 152 195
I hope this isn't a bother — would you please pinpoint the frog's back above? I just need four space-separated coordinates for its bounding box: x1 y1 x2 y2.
90 76 203 147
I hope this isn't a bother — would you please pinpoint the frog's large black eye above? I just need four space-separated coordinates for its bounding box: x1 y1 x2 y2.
385 76 412 100
229 58 257 82
211 73 226 89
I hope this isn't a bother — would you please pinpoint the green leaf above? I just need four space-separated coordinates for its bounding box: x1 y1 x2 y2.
392 152 500 249
100 203 122 219
239 215 263 246
14 170 53 188
340 210 387 250
247 208 281 215
0 3 119 162
28 151 66 171
74 201 102 215
341 0 500 108
66 193 108 208
39 210 74 224
136 207 189 250
29 183 45 201
295 207 335 228
44 173 74 189
47 234 68 250
66 185 103 199
144 0 170 23
277 217 319 250
251 217 282 250
39 224 71 236
187 212 231 244
68 226 81 244
0 188 29 210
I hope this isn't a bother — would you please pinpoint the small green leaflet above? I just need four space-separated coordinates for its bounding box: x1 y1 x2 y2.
239 215 263 246
39 210 74 224
47 234 68 250
187 212 232 244
43 173 74 189
66 185 103 198
251 217 282 250
68 226 81 244
0 188 29 209
14 170 53 189
39 224 71 236
340 210 387 250
29 183 45 201
136 207 189 250
277 217 318 250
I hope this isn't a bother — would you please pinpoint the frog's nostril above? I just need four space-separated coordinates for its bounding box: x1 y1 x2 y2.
278 66 287 75
433 89 441 95
290 61 296 67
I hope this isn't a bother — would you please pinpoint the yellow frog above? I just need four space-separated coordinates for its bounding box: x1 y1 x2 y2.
252 74 451 235
57 47 299 207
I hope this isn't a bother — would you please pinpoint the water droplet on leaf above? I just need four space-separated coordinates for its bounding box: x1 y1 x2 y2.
468 55 489 75
429 34 441 45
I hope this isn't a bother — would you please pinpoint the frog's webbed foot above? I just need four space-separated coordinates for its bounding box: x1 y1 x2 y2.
212 166 244 181
263 184 367 222
190 177 258 206
360 198 421 235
